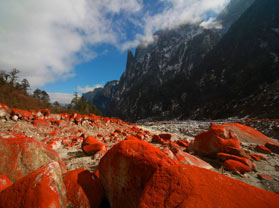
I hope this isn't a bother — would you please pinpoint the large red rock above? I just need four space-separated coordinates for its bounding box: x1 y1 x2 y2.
0 175 12 192
192 124 241 156
99 139 177 208
63 168 104 208
222 123 278 145
0 161 67 208
0 133 66 182
99 139 279 208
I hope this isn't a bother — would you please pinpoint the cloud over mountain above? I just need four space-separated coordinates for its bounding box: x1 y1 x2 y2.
0 0 228 88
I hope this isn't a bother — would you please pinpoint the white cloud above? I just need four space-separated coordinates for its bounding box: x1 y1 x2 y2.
77 84 103 93
48 92 74 104
121 0 230 50
0 0 229 87
0 0 142 88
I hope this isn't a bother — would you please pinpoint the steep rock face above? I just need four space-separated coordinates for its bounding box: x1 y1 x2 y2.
189 0 279 119
97 0 259 121
113 25 221 120
216 0 255 34
82 80 119 115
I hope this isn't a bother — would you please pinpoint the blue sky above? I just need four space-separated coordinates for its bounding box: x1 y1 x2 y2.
0 0 229 104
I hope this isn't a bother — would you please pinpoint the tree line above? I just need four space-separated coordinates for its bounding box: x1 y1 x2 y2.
0 69 102 116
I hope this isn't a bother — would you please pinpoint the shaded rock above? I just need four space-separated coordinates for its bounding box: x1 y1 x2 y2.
0 161 67 208
158 133 172 141
152 134 168 145
63 168 104 208
255 145 272 154
265 142 279 154
192 124 241 156
0 134 66 182
0 175 12 192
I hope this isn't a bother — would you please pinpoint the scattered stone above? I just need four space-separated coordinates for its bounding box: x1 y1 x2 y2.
257 174 273 180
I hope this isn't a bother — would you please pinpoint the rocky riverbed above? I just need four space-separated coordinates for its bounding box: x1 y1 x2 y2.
0 103 279 207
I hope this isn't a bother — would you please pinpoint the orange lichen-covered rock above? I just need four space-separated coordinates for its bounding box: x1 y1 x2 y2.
83 143 107 156
0 133 66 182
170 147 213 169
139 164 279 208
32 119 51 127
0 175 12 192
192 124 241 156
99 139 279 208
0 161 67 208
82 136 107 156
217 153 256 171
223 159 251 174
222 123 279 145
99 139 177 208
63 168 104 208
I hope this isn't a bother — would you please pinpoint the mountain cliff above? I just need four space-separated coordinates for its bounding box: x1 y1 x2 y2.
82 80 119 115
84 0 278 121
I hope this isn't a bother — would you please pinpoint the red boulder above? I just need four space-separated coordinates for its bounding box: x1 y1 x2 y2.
0 161 67 208
0 134 66 182
63 168 104 208
99 139 279 208
192 124 241 156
